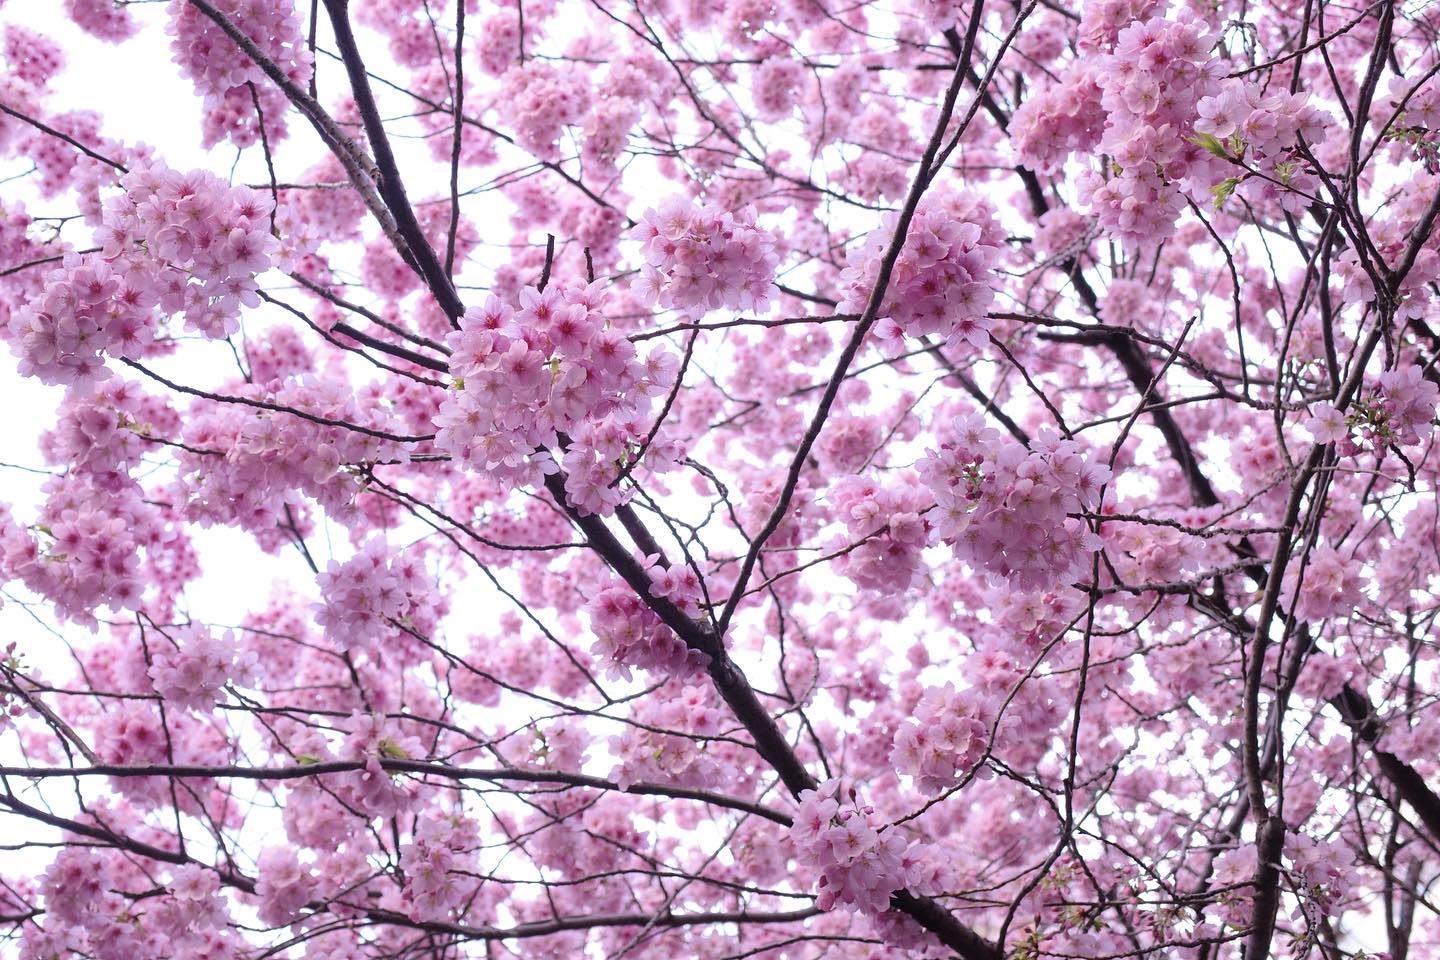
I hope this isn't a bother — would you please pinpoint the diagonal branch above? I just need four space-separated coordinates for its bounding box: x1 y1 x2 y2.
322 0 467 323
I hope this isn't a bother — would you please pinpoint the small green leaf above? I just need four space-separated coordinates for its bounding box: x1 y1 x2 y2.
1211 176 1242 209
1189 133 1228 158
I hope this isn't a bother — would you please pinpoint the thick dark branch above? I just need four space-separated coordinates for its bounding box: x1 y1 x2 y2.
322 0 467 323
541 471 999 960
1332 685 1440 843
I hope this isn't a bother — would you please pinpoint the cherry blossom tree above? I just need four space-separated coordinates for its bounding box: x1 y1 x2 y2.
1 0 1439 957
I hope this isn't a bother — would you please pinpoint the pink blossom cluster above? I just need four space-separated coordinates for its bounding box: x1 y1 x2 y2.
1372 365 1440 446
631 197 779 315
0 475 166 624
751 57 806 120
496 61 590 159
919 417 1109 590
1077 13 1223 244
587 583 708 680
1010 63 1107 175
1282 544 1364 623
1024 8 1330 244
646 555 706 612
174 375 403 549
1287 834 1355 921
1032 207 1095 260
399 813 482 922
1332 188 1440 321
890 682 989 793
316 539 439 651
0 640 21 730
37 832 245 959
353 0 439 69
435 282 675 503
611 684 728 789
336 711 423 817
3 25 64 90
64 0 137 40
0 203 50 328
92 701 230 810
8 162 278 388
789 779 911 913
167 0 313 148
90 704 171 772
475 10 522 76
816 412 884 473
558 407 684 517
836 191 1003 348
1194 81 1327 158
41 849 115 928
1192 79 1327 208
255 846 316 927
0 381 201 623
148 625 254 712
581 98 642 174
41 379 178 485
150 865 232 951
4 110 110 202
826 474 931 593
1077 0 1162 52
1308 366 1440 453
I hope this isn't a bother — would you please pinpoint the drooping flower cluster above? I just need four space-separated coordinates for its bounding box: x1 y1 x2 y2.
40 379 178 482
1078 13 1224 244
826 474 931 593
66 0 139 41
91 700 228 810
1191 79 1328 209
1308 365 1440 454
751 57 806 120
4 25 65 90
40 849 117 930
1282 544 1365 623
335 711 423 817
152 865 232 951
167 0 313 148
789 780 910 913
8 162 278 388
148 625 254 712
254 846 316 928
836 191 1003 348
1286 834 1356 924
435 282 675 502
587 582 707 680
496 62 591 159
919 417 1109 590
0 476 163 624
174 375 405 549
611 683 728 789
1370 365 1440 447
1020 7 1331 244
1010 62 1107 175
631 197 779 315
398 813 482 922
890 683 989 794
0 378 204 624
316 539 439 651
